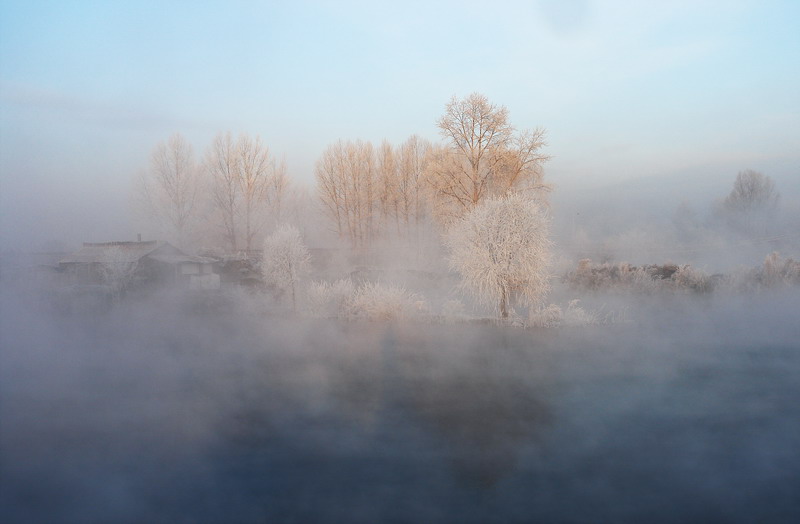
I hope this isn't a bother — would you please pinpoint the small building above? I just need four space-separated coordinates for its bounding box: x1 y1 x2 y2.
59 241 219 290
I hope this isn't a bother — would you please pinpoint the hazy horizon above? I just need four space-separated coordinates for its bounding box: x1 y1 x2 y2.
2 4 800 520
1 0 798 250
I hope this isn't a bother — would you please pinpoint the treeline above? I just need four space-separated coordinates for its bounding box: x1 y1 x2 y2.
563 252 800 294
137 93 552 258
316 135 432 249
138 132 290 252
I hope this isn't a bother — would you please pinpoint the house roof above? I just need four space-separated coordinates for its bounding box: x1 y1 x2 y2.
59 241 167 264
149 254 216 265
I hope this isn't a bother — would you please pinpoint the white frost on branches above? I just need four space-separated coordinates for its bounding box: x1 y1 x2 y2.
306 278 355 318
447 193 551 318
99 247 138 298
261 224 311 311
306 279 426 321
348 282 422 321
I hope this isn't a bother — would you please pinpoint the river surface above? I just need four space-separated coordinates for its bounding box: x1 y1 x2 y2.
1 290 799 523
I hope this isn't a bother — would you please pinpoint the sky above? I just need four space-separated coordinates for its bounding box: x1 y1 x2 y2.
1 0 798 250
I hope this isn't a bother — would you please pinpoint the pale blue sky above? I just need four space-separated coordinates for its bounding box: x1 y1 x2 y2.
1 0 798 249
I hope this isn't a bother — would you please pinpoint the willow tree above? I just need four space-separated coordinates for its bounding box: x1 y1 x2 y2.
447 193 551 319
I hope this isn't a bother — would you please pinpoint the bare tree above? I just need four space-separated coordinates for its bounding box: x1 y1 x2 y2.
267 156 290 225
377 140 399 233
139 133 201 247
447 193 551 319
396 135 432 236
315 140 379 249
204 132 286 253
237 134 273 253
428 93 550 223
723 169 779 215
316 140 348 240
316 135 436 252
205 132 240 251
262 224 311 312
720 169 779 235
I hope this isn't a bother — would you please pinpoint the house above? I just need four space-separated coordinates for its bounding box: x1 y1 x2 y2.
213 254 264 288
59 241 219 291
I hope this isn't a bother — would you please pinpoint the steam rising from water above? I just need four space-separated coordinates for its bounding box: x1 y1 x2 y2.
2 286 799 523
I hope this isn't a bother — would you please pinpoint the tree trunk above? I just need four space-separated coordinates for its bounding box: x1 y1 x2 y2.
245 198 251 252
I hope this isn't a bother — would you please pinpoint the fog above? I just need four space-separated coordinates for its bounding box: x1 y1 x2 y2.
2 119 799 523
2 277 799 523
2 121 799 523
2 2 800 522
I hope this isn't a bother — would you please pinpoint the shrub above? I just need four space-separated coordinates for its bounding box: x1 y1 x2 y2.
671 265 712 293
348 282 423 321
528 304 563 328
565 259 712 294
306 279 355 318
563 299 600 326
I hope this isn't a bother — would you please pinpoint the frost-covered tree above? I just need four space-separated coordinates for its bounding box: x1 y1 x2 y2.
428 93 550 223
99 246 138 299
261 224 311 311
447 193 551 318
138 133 202 248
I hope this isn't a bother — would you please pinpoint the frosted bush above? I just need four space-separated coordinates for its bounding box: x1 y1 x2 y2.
566 259 714 294
625 267 662 293
99 246 139 298
563 300 600 326
762 252 800 287
305 279 354 318
348 282 422 321
671 265 711 293
529 300 613 327
528 304 563 328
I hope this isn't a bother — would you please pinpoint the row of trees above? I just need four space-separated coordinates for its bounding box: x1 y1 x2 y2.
315 93 552 249
139 93 555 318
139 93 551 253
314 93 553 317
315 136 432 248
138 132 288 251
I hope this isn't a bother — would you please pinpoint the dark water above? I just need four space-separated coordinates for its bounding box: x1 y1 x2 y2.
1 290 799 523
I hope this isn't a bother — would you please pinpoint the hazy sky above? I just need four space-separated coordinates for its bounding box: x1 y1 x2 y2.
1 0 798 249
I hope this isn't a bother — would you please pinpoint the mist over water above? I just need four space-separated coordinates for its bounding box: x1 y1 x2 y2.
2 285 799 523
2 2 799 522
